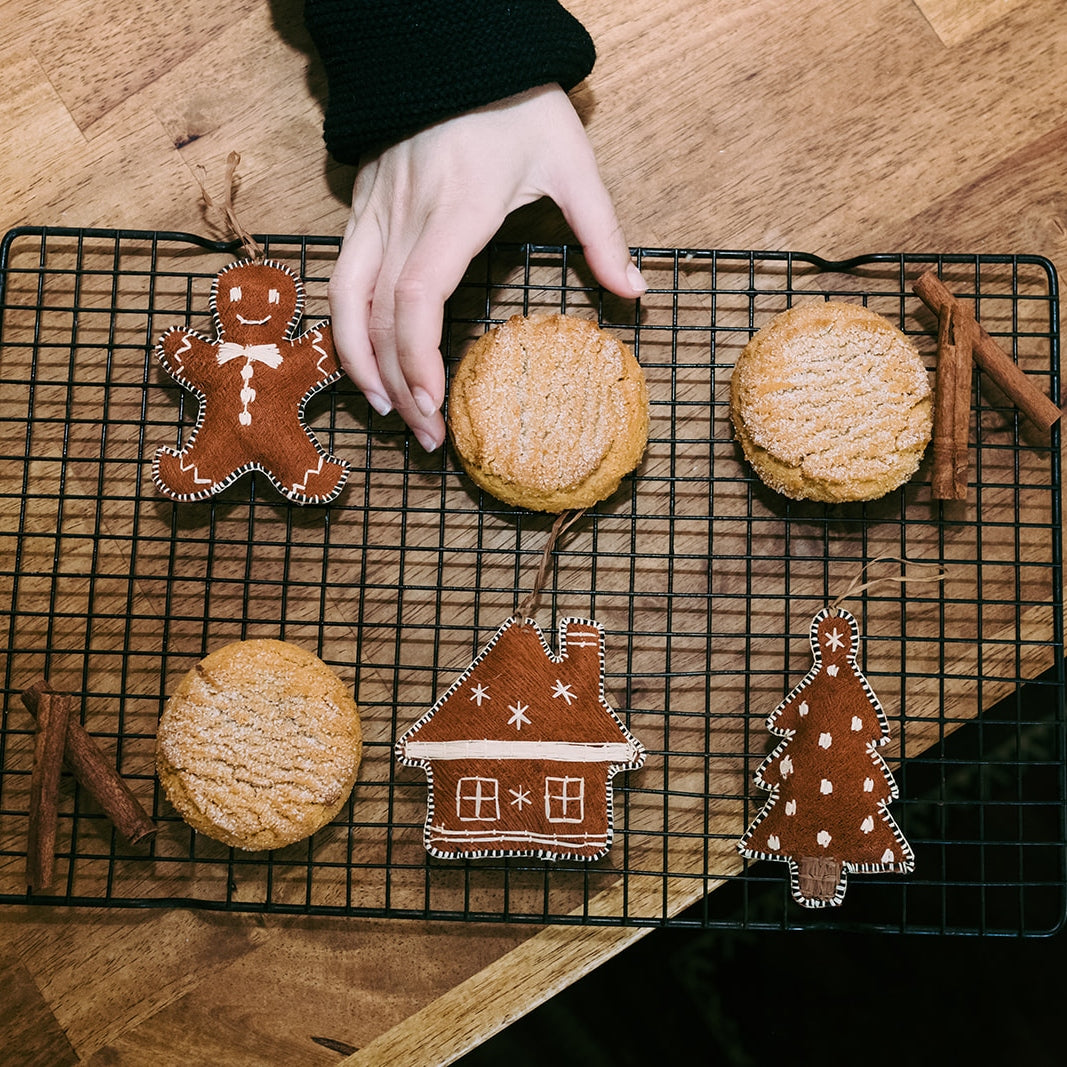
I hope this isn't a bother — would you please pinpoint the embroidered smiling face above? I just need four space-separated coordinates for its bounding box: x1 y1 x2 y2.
214 262 302 344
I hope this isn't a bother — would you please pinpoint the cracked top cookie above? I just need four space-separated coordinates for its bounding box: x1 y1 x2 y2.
156 639 362 851
447 314 649 512
730 301 933 502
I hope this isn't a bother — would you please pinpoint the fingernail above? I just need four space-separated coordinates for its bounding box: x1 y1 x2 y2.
627 263 648 295
412 387 439 418
415 429 441 453
366 392 392 416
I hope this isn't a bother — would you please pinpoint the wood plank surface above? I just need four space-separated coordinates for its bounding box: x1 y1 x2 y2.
0 1 1064 1064
912 0 1029 46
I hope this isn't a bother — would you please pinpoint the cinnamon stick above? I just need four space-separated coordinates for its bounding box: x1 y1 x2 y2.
26 691 71 891
931 302 973 500
913 270 1062 432
21 679 157 846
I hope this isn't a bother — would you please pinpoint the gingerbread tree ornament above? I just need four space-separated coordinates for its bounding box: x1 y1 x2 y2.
153 259 349 504
738 606 914 907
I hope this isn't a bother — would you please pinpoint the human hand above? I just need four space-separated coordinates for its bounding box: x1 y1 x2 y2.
327 83 647 452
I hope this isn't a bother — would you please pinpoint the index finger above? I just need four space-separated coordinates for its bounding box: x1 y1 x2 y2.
328 212 392 414
391 204 504 418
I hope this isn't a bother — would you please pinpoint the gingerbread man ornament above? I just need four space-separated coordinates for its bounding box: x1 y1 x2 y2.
153 259 349 504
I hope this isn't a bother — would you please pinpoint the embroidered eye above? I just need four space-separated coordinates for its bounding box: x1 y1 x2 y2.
229 286 242 302
268 288 280 304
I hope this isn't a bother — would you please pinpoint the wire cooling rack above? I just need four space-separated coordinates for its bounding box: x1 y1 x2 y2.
0 227 1063 935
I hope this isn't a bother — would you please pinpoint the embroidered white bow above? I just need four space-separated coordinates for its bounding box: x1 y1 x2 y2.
216 342 284 368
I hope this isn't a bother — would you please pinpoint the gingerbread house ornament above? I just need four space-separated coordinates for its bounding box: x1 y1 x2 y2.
397 617 645 861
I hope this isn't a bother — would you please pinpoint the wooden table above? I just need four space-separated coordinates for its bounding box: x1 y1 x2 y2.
1 1 1064 1063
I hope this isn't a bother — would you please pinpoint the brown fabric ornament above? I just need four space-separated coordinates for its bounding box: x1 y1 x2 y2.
153 259 349 504
396 616 645 861
738 606 914 907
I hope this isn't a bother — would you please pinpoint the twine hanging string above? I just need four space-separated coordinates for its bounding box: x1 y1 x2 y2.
828 556 949 614
193 150 264 262
517 508 588 619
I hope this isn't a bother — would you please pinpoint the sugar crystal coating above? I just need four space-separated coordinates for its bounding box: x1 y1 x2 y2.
730 301 933 502
448 314 649 511
156 639 362 851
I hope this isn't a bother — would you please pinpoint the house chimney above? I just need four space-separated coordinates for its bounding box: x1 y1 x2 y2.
560 620 603 674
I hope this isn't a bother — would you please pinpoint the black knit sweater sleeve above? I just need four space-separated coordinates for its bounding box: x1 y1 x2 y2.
303 0 596 164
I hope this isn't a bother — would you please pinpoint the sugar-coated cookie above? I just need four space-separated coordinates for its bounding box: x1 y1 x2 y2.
156 639 362 851
730 301 932 502
448 314 649 511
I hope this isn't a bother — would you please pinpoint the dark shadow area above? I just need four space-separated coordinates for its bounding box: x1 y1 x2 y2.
460 661 1066 1066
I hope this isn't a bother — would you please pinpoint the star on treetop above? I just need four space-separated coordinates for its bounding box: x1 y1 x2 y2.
824 626 846 652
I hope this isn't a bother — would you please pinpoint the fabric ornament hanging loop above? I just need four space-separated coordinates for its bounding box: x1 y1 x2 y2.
517 507 588 619
827 555 949 615
194 150 264 263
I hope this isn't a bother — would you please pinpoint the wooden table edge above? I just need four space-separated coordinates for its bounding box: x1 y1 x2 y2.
341 920 650 1066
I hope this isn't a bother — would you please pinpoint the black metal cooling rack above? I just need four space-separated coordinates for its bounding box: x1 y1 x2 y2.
0 226 1063 935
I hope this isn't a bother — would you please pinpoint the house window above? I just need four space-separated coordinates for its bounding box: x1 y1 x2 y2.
456 777 500 822
544 776 585 823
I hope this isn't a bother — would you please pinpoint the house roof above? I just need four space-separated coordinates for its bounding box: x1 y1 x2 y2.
396 616 644 767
